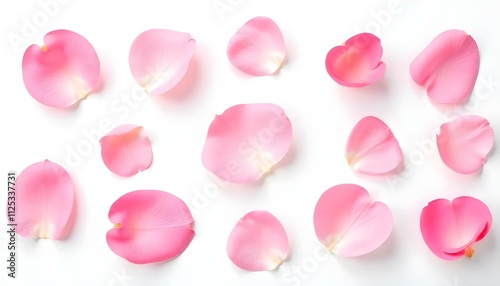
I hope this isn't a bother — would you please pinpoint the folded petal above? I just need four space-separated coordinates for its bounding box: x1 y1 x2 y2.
201 103 293 183
345 116 403 175
420 197 492 260
325 33 386 87
11 160 75 239
437 115 494 174
227 16 285 76
22 30 100 108
410 30 480 104
313 184 393 257
99 124 153 177
106 190 195 264
129 29 196 96
227 211 289 271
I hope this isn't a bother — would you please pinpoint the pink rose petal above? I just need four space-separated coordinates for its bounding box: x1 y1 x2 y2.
325 33 386 87
10 160 75 239
129 29 196 96
201 103 293 184
345 116 403 175
227 16 285 76
22 30 100 108
227 210 289 271
106 190 195 264
420 196 492 260
314 184 393 257
437 115 494 174
410 30 480 104
99 124 153 177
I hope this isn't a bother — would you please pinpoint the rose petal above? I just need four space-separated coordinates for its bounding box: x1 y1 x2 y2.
22 30 100 108
227 210 289 271
129 29 196 96
106 190 194 264
437 115 494 174
99 124 153 177
420 196 492 260
10 160 75 239
227 16 285 76
325 33 386 87
410 30 480 104
201 103 293 183
345 116 403 175
314 184 393 257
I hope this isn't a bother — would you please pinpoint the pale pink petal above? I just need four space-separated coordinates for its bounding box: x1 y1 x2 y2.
106 190 194 264
437 115 494 174
227 16 285 76
10 160 75 239
345 116 403 175
313 184 393 257
410 30 480 104
227 211 289 271
129 29 196 96
325 33 386 87
420 196 492 260
201 103 292 183
99 124 153 177
22 30 100 108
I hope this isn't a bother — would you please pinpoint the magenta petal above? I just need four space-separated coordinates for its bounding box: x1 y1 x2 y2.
227 211 289 271
420 197 492 260
201 103 293 183
129 29 196 96
99 124 153 177
227 16 285 76
106 190 195 264
22 30 100 108
10 160 75 239
325 33 386 87
314 184 393 257
410 30 480 104
345 116 403 175
437 115 494 174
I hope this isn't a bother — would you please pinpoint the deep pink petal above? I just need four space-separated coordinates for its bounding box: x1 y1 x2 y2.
410 30 480 104
10 160 74 239
22 30 100 108
227 16 285 76
99 124 153 177
106 190 194 264
325 33 386 87
345 116 403 175
420 197 492 260
227 211 289 271
201 103 292 183
437 115 494 174
313 184 393 257
129 29 196 96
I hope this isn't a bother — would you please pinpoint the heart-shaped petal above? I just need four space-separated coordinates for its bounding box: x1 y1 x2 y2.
129 29 196 96
345 116 403 175
227 210 289 271
106 190 195 264
201 103 293 184
314 184 393 257
410 30 480 104
10 160 75 239
420 196 492 260
437 115 494 174
227 16 285 76
325 33 386 87
99 124 153 177
22 30 100 108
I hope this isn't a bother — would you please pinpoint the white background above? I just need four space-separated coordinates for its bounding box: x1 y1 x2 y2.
1 0 500 285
